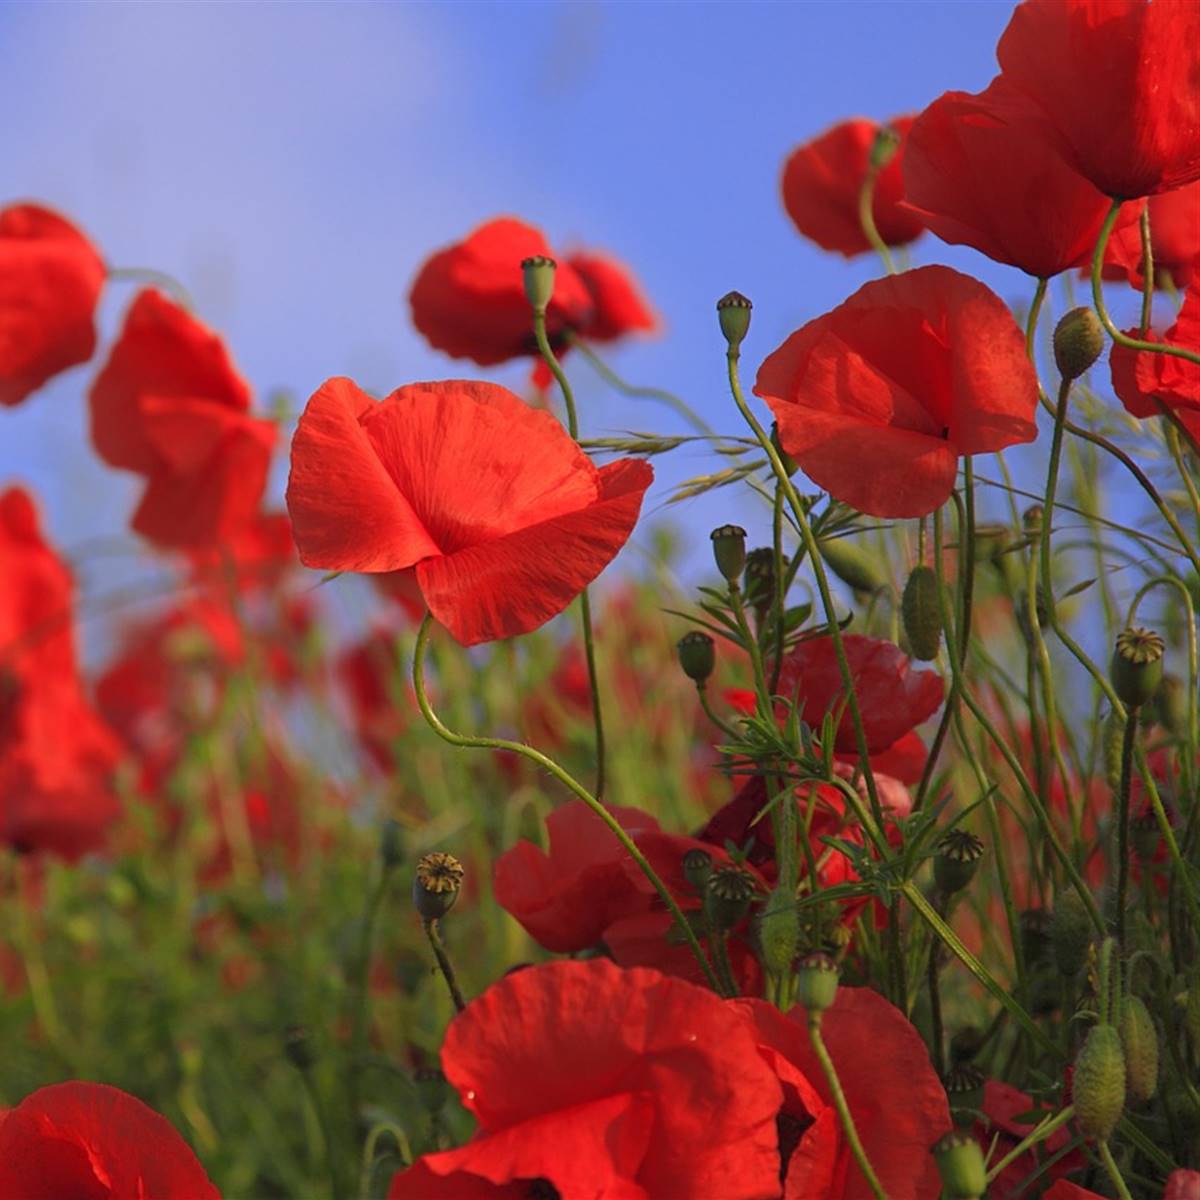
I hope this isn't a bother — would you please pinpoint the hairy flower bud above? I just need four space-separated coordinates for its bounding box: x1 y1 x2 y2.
677 630 716 684
932 1130 987 1200
520 255 557 312
796 952 839 1013
1111 626 1165 710
1053 306 1105 382
1073 1023 1126 1140
817 536 886 597
869 124 902 172
934 830 984 895
413 852 464 921
711 524 747 583
902 564 943 661
716 290 752 349
1120 995 1159 1103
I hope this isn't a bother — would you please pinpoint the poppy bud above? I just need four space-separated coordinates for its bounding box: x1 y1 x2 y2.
742 547 776 614
1073 1023 1126 1140
1120 994 1159 1103
770 422 798 477
710 524 747 583
1149 673 1188 737
1053 306 1105 382
677 631 716 684
414 1066 452 1114
796 951 839 1013
716 290 752 350
380 818 404 869
520 255 557 312
934 830 984 896
902 564 943 661
1019 908 1053 968
1050 891 1092 978
1111 626 1164 710
758 886 799 978
1131 807 1162 863
682 848 713 892
869 124 902 172
704 863 756 932
283 1024 316 1072
1022 503 1044 536
817 536 887 597
413 852 464 921
932 1130 987 1200
950 1026 985 1065
944 1064 986 1123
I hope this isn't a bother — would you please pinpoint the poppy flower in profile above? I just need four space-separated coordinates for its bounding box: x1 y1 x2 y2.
995 0 1200 199
1110 280 1200 419
0 1080 221 1199
755 265 1039 518
89 289 276 549
286 377 652 645
0 203 105 407
1100 181 1200 291
781 116 925 257
903 77 1139 278
387 959 783 1200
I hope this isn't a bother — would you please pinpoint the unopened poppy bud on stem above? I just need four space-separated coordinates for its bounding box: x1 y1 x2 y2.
710 524 747 583
521 255 557 312
1053 306 1104 382
1111 626 1164 710
817 536 887 597
932 1130 986 1200
943 1064 986 1123
1120 994 1159 1103
796 952 839 1013
742 547 776 615
413 851 464 921
758 885 799 978
869 124 901 172
1074 1022 1126 1140
902 564 943 661
717 290 752 350
677 631 716 684
933 830 984 896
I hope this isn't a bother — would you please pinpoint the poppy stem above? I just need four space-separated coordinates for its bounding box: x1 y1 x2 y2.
411 613 724 993
1090 198 1200 368
697 684 740 740
105 264 195 310
983 1105 1075 1185
421 918 467 1013
347 858 396 1120
856 166 895 275
1138 205 1155 336
1113 706 1139 950
1097 1140 1136 1200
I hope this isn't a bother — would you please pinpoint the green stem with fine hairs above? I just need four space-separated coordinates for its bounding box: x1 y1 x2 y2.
421 918 466 1013
984 1106 1075 1185
411 613 722 992
1097 1140 1136 1200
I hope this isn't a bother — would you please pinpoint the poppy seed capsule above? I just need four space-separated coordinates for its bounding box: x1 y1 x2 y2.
682 848 713 892
902 564 943 661
1120 994 1159 1103
796 952 839 1012
413 851 464 921
950 1026 985 1064
817 536 887 597
742 547 776 614
704 863 756 932
1111 626 1164 709
1050 891 1092 977
717 290 752 349
758 886 799 977
1073 1023 1126 1140
1053 306 1105 382
932 1130 987 1200
677 631 716 684
710 524 747 583
520 255 557 312
934 830 984 895
943 1064 986 1124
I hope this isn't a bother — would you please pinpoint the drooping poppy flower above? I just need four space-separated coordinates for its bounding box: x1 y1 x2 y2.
387 959 783 1200
995 0 1200 199
409 218 594 366
286 376 652 645
1166 1170 1200 1200
0 203 105 407
755 265 1039 518
89 288 276 549
1110 280 1200 418
0 1080 220 1199
781 116 925 257
737 988 950 1200
1100 181 1200 290
903 77 1139 278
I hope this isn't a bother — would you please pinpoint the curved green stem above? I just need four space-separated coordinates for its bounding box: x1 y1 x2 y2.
1097 1140 1136 1200
698 685 740 739
857 167 895 275
421 918 466 1013
985 1105 1075 1185
106 264 195 309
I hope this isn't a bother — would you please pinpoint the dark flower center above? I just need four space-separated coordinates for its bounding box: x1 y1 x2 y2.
777 1110 815 1185
526 1179 561 1200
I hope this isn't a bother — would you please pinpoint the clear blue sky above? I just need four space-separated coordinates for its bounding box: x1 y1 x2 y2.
3 0 1133 642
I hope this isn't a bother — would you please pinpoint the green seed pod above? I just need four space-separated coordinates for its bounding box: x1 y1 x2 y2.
412 852 464 921
796 952 840 1013
1053 306 1105 382
677 631 716 684
1073 1023 1126 1140
1120 995 1159 1103
742 547 776 616
1149 673 1188 737
1022 503 1045 536
682 848 713 892
932 1130 987 1200
716 290 752 349
817 536 887 597
758 886 799 978
902 564 943 661
1050 891 1093 978
1111 626 1165 710
933 830 985 896
520 255 557 312
710 524 748 583
704 864 756 932
1102 709 1126 791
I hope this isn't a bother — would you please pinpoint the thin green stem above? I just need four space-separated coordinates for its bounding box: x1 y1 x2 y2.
698 685 740 739
857 167 895 275
421 918 466 1013
348 861 396 1120
770 483 787 695
1114 709 1138 949
985 1106 1075 1185
1097 1140 1136 1200
927 895 946 1076
1026 276 1048 359
106 264 195 309
1139 206 1154 335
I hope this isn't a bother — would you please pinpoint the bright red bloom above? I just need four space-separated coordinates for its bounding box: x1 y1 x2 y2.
904 77 1137 278
568 251 658 343
286 377 652 645
1102 182 1200 290
388 959 783 1200
738 988 949 1199
1110 280 1200 418
89 288 276 549
0 204 105 407
755 266 1038 518
0 1080 220 1199
995 0 1200 199
1166 1170 1200 1200
781 117 925 257
410 218 594 365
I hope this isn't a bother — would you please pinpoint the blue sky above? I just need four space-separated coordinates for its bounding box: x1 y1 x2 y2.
2 0 1135 647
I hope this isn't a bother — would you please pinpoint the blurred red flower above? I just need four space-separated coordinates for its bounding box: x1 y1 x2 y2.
0 203 105 407
388 959 783 1200
1110 281 1200 419
755 266 1038 518
286 377 652 645
1101 182 1200 291
737 989 949 1200
979 1081 1084 1200
187 510 296 591
0 1080 220 1199
781 117 925 257
89 288 276 549
995 0 1200 199
1166 1170 1200 1200
568 251 658 343
904 77 1137 278
337 626 414 773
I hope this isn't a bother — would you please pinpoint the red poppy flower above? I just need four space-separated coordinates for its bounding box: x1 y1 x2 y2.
568 251 658 343
0 204 105 407
979 1081 1084 1200
1110 280 1200 418
737 988 950 1200
995 0 1200 199
1101 182 1200 290
89 288 276 549
755 266 1039 518
903 77 1138 278
387 959 783 1200
410 218 593 366
781 117 925 257
0 1080 220 1199
1166 1170 1200 1200
286 376 652 645
187 510 296 591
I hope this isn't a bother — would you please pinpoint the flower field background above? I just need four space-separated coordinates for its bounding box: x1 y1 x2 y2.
2 2 1200 1199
